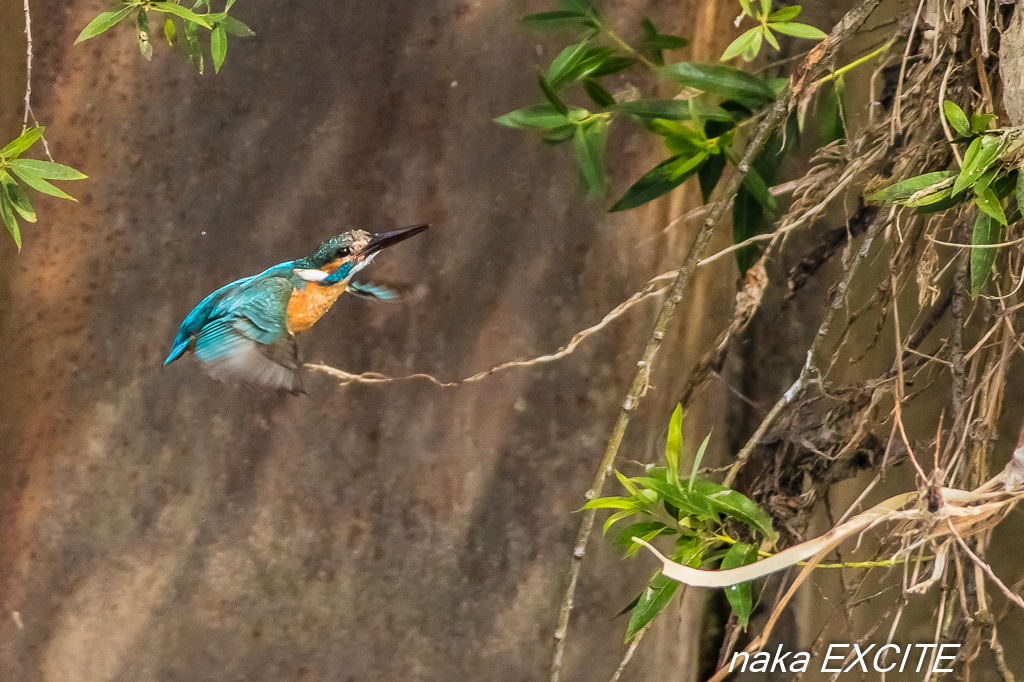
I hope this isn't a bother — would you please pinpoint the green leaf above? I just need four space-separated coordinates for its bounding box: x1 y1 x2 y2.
648 34 689 50
611 520 668 548
689 479 776 540
522 10 598 30
721 542 758 628
697 152 725 203
664 63 775 108
546 42 592 89
603 509 640 534
0 191 21 250
665 126 710 155
75 3 135 44
611 150 709 211
819 77 846 145
740 164 778 214
1 126 44 159
149 2 213 29
537 73 568 115
137 9 154 60
211 23 227 72
732 184 763 274
582 79 616 107
768 21 827 39
574 118 609 198
220 15 255 37
163 17 176 46
970 211 1001 297
868 170 957 204
970 112 999 134
9 159 87 181
954 134 1007 195
902 176 957 207
615 99 690 120
721 27 761 62
943 100 971 138
184 19 204 73
974 187 1007 225
8 163 79 201
762 26 781 51
495 103 574 131
5 180 36 223
582 496 642 510
665 404 683 488
767 5 801 22
688 434 710 492
625 572 679 642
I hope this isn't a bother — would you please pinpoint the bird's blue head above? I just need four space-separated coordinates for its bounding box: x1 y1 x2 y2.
294 224 429 285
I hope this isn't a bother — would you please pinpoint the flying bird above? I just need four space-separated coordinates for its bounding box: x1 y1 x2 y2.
164 224 429 393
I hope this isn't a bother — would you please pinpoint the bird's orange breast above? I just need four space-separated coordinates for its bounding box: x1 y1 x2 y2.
286 281 348 333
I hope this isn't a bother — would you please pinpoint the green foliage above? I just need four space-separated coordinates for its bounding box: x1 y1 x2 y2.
869 102 1022 297
0 127 87 250
75 0 253 74
722 1 827 62
585 404 776 641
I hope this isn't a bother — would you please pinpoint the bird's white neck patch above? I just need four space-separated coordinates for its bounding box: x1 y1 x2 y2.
295 268 329 282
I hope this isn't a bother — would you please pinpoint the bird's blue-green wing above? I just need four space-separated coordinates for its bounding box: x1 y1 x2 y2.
193 277 304 393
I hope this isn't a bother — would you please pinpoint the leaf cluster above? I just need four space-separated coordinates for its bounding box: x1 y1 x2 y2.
584 405 777 639
0 127 87 250
868 101 1022 296
722 1 827 62
497 0 803 273
75 0 254 74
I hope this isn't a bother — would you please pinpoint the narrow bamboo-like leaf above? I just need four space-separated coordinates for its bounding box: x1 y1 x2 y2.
588 56 635 78
0 191 21 250
1 126 44 159
625 572 679 642
582 79 615 107
902 176 956 207
211 24 227 72
75 3 135 44
868 170 956 204
744 29 764 61
137 9 154 60
163 17 176 46
689 479 776 540
942 100 971 138
538 73 568 115
974 188 1007 225
819 77 846 145
603 509 639 534
495 103 574 131
760 0 772 16
740 164 778 214
665 404 683 488
970 211 1001 297
767 5 801 22
721 27 761 62
220 15 255 36
687 434 711 492
9 159 86 181
1016 170 1024 212
546 42 591 89
522 10 597 29
762 26 781 51
582 496 642 510
8 164 77 201
697 152 725 203
648 34 689 49
5 181 36 223
721 542 758 628
733 184 762 274
615 99 691 120
184 19 204 72
768 22 827 39
665 63 775 107
149 2 213 28
615 470 641 496
574 119 608 198
611 521 667 548
641 17 664 65
611 150 708 211
954 135 1006 195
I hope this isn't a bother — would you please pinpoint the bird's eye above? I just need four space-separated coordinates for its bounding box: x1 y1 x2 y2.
335 246 350 258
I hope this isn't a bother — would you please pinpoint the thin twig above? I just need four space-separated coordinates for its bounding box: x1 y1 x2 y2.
548 90 792 682
23 0 33 130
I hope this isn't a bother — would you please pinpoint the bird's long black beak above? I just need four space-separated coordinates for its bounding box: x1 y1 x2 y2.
361 223 429 257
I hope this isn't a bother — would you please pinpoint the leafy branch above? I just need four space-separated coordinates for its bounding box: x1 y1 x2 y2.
75 0 254 73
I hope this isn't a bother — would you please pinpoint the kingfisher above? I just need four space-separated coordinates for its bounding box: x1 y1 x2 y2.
164 223 429 393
